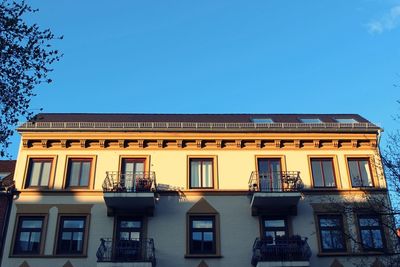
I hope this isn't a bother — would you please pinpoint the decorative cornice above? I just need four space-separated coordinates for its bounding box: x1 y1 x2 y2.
20 137 379 151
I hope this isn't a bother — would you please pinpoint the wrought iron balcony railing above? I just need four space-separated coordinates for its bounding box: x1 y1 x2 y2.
251 236 311 266
248 171 303 192
96 238 156 266
102 171 157 193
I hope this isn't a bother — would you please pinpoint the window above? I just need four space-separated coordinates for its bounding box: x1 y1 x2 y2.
13 216 45 255
65 158 92 188
358 215 384 251
121 158 147 192
335 118 358 123
252 118 274 123
262 218 288 244
318 215 346 252
56 216 87 255
25 158 52 188
347 158 373 187
257 158 282 191
189 216 216 254
300 118 322 123
311 158 336 188
115 218 142 260
189 159 213 189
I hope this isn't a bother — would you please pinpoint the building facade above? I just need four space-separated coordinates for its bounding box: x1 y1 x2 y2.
0 160 16 267
1 114 397 267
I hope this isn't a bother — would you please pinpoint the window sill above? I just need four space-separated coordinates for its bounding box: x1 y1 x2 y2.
185 254 222 258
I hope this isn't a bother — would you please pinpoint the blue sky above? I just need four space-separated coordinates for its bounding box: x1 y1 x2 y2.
3 0 400 158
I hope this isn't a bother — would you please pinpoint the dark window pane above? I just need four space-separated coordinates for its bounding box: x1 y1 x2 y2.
311 161 324 187
190 217 216 254
190 159 213 188
57 217 86 254
22 220 42 228
348 159 372 187
320 218 340 227
322 160 335 186
319 216 345 252
359 216 384 250
27 159 52 187
264 219 285 228
120 220 141 228
67 159 91 187
193 220 213 229
14 217 44 254
371 230 383 248
321 230 333 249
64 220 84 228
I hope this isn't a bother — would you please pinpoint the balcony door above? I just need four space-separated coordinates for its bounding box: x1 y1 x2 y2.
257 158 282 191
262 218 288 244
115 217 142 261
121 159 145 192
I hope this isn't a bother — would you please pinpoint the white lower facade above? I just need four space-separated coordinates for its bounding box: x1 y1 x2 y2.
1 193 393 267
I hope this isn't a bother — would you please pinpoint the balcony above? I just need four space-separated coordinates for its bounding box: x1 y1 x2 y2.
97 238 156 267
248 171 303 216
251 236 311 267
102 171 157 216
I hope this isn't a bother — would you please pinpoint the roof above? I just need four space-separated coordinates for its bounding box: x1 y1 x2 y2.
17 113 380 133
27 113 371 123
0 160 16 173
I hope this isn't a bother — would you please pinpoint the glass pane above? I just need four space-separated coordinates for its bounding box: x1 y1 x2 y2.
193 220 213 229
203 232 213 241
192 232 202 241
359 160 372 186
80 162 91 186
130 232 140 240
124 162 135 173
203 239 213 252
320 218 340 227
371 230 383 248
134 162 144 173
63 219 84 228
258 159 269 174
321 230 333 249
265 231 275 239
348 160 361 186
22 220 42 228
331 230 344 249
335 118 358 123
29 162 41 186
270 160 281 173
59 239 70 251
300 118 322 123
359 217 379 227
119 232 130 240
190 161 201 188
73 232 83 252
62 232 72 240
275 231 286 237
361 230 373 248
120 220 141 228
202 161 212 187
311 161 324 187
264 219 285 228
29 232 40 251
40 162 51 186
69 161 81 186
18 232 30 251
322 160 335 187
